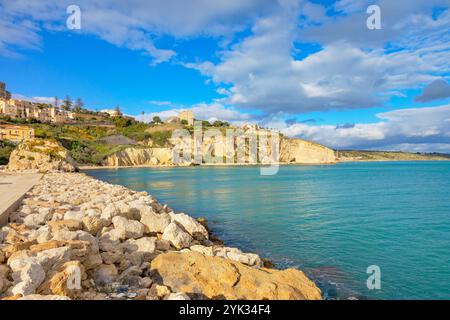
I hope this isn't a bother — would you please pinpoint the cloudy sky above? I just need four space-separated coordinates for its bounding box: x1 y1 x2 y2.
1 0 450 152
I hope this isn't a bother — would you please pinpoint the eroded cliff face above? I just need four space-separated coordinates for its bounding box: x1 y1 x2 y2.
102 137 336 167
279 138 336 164
103 147 172 166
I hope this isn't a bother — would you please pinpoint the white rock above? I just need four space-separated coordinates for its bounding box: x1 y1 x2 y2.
9 258 46 296
64 210 85 221
140 208 171 234
112 216 144 239
161 222 193 249
190 245 213 256
23 209 53 228
169 212 209 240
213 247 263 267
35 247 72 272
165 292 191 300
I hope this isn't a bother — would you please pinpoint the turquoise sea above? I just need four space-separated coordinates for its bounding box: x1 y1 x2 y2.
85 162 450 300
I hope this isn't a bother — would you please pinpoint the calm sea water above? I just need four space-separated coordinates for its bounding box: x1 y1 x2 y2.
85 162 450 300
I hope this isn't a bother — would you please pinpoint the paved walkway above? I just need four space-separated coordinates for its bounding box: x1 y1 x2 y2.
0 172 42 226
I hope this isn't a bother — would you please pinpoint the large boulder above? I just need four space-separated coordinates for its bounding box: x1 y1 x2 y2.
161 222 192 249
7 139 78 172
150 251 322 300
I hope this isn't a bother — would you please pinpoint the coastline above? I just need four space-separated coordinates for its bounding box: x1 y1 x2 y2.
79 158 450 170
0 171 322 300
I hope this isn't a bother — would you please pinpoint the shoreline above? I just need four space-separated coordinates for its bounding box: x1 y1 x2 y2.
79 158 450 170
0 171 322 300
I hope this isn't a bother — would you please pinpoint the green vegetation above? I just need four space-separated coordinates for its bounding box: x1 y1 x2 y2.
0 140 15 165
1 107 235 166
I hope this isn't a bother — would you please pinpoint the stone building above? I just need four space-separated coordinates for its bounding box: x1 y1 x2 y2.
0 125 35 143
179 110 194 126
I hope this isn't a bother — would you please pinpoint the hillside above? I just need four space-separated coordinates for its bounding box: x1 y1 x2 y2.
337 150 450 162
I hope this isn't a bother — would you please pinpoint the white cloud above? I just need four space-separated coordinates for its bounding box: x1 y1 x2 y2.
0 0 276 63
135 102 254 124
187 2 447 114
280 104 450 152
11 93 56 105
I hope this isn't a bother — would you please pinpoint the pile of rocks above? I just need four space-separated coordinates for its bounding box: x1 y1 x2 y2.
0 173 321 300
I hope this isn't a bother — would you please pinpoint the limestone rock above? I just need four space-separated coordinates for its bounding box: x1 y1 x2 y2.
150 251 322 300
165 292 191 300
38 261 85 298
161 222 193 249
213 247 262 268
140 208 171 234
9 257 46 296
170 213 209 240
7 139 78 173
82 216 104 235
112 216 144 239
48 220 83 233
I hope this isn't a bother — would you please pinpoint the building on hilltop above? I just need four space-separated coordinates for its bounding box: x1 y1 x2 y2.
0 81 73 123
0 124 35 143
179 110 194 126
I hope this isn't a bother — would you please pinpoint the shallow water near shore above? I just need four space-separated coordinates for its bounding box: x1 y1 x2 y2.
85 162 450 300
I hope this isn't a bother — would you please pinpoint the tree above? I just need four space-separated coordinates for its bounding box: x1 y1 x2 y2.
74 97 84 112
54 96 59 108
62 95 73 111
181 119 188 125
114 105 122 115
152 116 162 124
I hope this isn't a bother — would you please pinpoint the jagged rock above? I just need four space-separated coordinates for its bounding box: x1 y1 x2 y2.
213 247 263 267
23 208 53 228
112 216 144 239
161 222 193 249
48 220 83 233
35 247 72 272
189 244 213 256
9 257 46 296
140 208 171 234
38 261 85 298
169 213 209 240
82 216 104 235
150 251 322 300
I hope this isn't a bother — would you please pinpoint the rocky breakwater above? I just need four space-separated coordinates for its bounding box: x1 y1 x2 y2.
0 173 322 300
7 139 78 173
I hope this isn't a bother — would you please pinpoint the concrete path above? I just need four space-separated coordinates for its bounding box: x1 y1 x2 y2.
0 172 42 226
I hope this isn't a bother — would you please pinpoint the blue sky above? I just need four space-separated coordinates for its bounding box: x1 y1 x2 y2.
1 0 450 152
